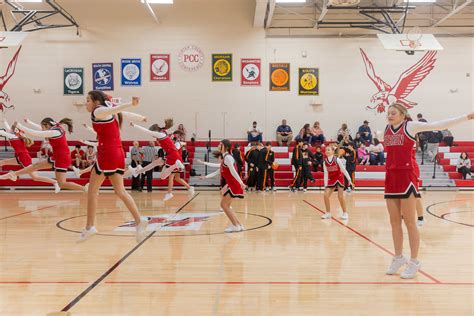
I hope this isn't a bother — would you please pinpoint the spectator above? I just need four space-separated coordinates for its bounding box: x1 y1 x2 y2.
426 130 443 162
441 129 454 147
276 119 293 146
417 113 428 152
368 138 385 165
71 145 86 169
339 134 352 148
337 123 352 142
85 145 96 167
140 141 158 192
357 120 372 144
357 143 370 165
247 121 263 144
37 140 52 159
343 142 357 192
353 132 363 149
457 152 472 180
295 123 311 143
313 146 324 172
311 121 325 145
301 142 315 192
176 124 187 142
130 141 143 191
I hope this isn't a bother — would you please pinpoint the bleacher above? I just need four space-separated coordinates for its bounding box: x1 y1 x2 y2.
436 141 474 187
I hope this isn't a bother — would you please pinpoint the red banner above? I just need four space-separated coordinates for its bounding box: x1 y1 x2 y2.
241 58 261 86
150 54 170 81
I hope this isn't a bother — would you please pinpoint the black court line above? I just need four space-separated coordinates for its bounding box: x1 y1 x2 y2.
426 199 474 228
61 193 200 312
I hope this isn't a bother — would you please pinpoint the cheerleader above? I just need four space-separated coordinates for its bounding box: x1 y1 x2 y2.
320 145 353 220
215 139 246 232
384 103 472 279
79 90 148 242
130 121 194 201
0 118 60 192
6 117 86 192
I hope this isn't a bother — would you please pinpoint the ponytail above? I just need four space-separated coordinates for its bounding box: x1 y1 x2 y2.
149 118 174 132
59 118 74 134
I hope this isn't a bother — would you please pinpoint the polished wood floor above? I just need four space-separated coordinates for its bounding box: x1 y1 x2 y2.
0 189 472 315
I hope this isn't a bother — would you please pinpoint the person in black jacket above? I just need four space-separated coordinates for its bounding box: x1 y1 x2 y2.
342 143 357 193
301 142 315 192
290 139 304 191
256 143 268 191
313 146 324 172
262 142 276 191
232 143 244 179
245 142 259 191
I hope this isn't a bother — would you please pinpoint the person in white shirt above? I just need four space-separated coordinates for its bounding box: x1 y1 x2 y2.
247 121 263 144
368 138 385 165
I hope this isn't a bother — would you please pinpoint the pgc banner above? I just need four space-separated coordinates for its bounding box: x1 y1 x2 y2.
269 63 290 91
241 58 261 86
64 67 84 95
121 58 141 86
92 63 114 91
298 68 319 96
150 54 170 81
212 53 232 81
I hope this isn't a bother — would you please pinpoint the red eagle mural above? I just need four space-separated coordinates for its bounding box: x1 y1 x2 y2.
0 46 22 112
360 48 437 113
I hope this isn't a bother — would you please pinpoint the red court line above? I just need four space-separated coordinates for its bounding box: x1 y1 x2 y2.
0 281 88 284
104 281 473 286
302 200 443 284
0 200 75 221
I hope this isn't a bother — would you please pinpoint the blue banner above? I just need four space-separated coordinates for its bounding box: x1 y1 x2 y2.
121 58 141 86
92 62 114 91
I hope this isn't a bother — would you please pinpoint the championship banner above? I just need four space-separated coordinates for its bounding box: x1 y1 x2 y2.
92 63 114 91
63 67 84 95
212 53 232 81
121 58 141 86
298 68 319 96
269 63 290 91
241 58 261 86
150 54 170 81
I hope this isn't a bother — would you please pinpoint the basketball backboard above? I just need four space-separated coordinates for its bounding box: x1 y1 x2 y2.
377 33 443 52
0 32 28 47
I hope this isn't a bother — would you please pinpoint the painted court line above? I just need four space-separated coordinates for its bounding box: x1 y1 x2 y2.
61 193 200 312
104 281 473 286
0 200 76 221
302 200 443 284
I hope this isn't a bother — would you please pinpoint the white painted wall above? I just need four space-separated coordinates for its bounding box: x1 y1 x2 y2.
0 0 472 141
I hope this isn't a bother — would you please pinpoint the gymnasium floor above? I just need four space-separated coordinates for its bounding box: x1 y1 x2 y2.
0 190 472 315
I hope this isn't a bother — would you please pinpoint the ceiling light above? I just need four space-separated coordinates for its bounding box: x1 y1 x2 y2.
275 0 306 3
403 0 436 2
140 0 173 3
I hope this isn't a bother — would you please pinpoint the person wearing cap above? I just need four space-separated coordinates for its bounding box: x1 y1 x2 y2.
247 121 263 144
358 120 373 144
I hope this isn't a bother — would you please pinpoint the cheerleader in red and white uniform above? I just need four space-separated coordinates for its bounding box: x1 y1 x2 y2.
0 118 60 192
130 120 194 201
384 103 473 279
6 117 86 192
320 145 353 220
215 139 246 232
79 90 149 242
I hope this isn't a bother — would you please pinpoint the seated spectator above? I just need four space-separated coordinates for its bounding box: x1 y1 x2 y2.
457 152 472 180
337 123 352 142
176 124 187 142
426 130 443 162
276 119 293 146
368 138 385 165
310 121 325 145
295 123 311 143
339 134 352 148
442 129 454 147
37 140 52 159
357 143 370 165
71 145 86 169
247 121 263 144
353 133 363 148
358 120 372 144
85 145 96 167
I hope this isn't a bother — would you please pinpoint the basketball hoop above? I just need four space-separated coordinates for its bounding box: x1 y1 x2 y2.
401 27 423 50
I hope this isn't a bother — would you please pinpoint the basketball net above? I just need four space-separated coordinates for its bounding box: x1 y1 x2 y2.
403 26 423 50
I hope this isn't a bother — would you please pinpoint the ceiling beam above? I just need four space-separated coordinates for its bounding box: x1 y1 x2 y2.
265 0 276 28
432 0 472 26
254 0 268 27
